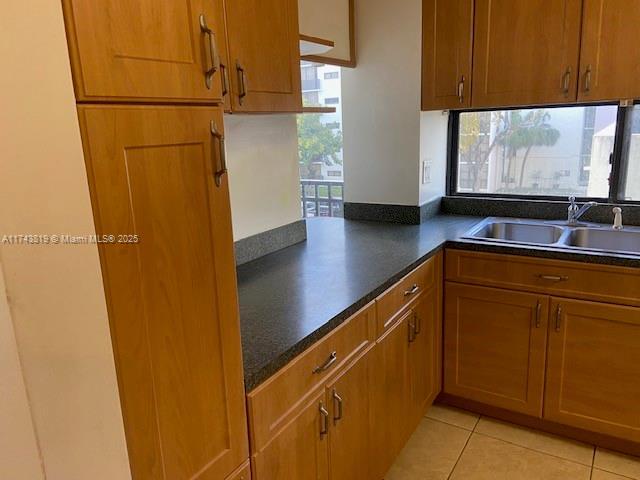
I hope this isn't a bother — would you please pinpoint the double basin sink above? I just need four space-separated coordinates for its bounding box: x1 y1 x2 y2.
463 217 640 256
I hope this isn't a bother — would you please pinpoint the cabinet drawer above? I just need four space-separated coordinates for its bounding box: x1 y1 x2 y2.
376 253 441 336
446 250 640 307
247 302 376 452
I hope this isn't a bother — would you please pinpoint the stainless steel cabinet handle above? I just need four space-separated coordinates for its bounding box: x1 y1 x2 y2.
220 63 230 97
313 351 337 374
537 274 569 282
319 402 329 436
404 284 419 297
555 304 562 332
199 14 219 89
535 301 542 328
332 389 343 424
584 65 592 92
408 317 416 343
413 311 421 335
210 121 227 187
458 76 465 104
562 67 572 95
237 61 248 105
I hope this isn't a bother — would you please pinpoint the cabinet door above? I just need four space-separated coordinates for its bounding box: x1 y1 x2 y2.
78 105 248 479
578 0 640 101
225 0 302 112
422 0 474 110
63 0 226 103
371 312 410 479
407 285 442 427
444 283 549 417
326 348 375 480
545 298 640 442
253 389 329 480
472 0 582 107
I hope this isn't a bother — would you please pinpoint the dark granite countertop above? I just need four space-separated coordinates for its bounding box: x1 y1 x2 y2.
237 215 640 391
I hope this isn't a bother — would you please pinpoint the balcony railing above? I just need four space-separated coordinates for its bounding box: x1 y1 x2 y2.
300 179 344 218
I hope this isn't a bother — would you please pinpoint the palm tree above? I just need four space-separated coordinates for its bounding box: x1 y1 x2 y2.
499 110 561 189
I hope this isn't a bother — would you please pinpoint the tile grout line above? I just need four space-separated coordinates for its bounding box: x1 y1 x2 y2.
471 431 595 468
424 414 479 432
589 446 597 480
446 430 473 480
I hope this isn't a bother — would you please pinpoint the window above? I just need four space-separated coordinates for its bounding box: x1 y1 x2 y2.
297 62 344 218
449 104 640 202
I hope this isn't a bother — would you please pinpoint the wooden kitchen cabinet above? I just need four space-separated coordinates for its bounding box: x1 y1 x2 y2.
471 0 582 108
77 105 248 480
407 284 442 426
578 0 640 102
225 0 302 112
421 0 474 110
444 283 549 417
63 0 227 103
545 298 640 443
326 348 375 480
371 311 411 479
253 389 330 480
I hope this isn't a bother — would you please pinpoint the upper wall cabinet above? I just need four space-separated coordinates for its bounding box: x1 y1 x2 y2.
63 0 226 103
421 0 474 110
225 0 303 112
578 0 640 102
471 0 583 108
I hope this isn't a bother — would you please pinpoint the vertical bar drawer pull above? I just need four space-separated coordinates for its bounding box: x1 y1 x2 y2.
199 14 219 89
458 76 465 104
220 63 230 97
414 311 421 335
332 389 343 424
408 316 416 343
210 121 227 187
237 61 248 104
562 67 572 95
555 304 563 332
319 402 329 436
584 65 592 92
535 301 542 328
312 351 337 374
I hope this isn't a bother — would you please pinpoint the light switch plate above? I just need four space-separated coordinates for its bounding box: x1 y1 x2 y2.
422 159 432 184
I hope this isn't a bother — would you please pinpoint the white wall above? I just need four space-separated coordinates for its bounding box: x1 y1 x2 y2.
225 114 303 240
0 2 131 479
420 111 450 204
0 263 44 480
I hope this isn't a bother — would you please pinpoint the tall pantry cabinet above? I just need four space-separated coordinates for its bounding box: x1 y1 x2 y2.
60 0 303 477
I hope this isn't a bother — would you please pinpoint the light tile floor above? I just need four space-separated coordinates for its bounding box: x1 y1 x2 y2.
386 403 640 480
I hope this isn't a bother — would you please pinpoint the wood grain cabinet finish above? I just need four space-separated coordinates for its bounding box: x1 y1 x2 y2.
225 0 302 112
326 347 375 480
578 0 640 102
545 298 640 443
63 0 226 103
77 105 248 480
421 0 474 110
371 311 411 479
226 462 252 480
444 282 549 417
471 0 582 108
252 389 330 480
407 282 442 427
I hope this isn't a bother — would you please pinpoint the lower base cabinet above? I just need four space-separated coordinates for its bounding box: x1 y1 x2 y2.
252 389 329 480
545 298 640 443
444 249 640 450
248 255 444 480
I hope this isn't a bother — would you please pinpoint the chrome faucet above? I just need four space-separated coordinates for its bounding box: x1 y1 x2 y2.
567 196 597 226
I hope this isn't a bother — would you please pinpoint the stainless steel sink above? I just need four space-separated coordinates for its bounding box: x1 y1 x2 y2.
469 221 564 245
564 227 640 255
462 217 640 256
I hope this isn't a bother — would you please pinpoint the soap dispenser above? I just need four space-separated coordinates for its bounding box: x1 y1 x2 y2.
613 207 623 230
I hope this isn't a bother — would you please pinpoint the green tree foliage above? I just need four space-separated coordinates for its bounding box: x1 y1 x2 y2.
297 114 343 168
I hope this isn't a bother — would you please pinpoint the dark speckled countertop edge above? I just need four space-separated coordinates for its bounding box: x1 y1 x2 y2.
242 244 446 391
242 218 640 392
